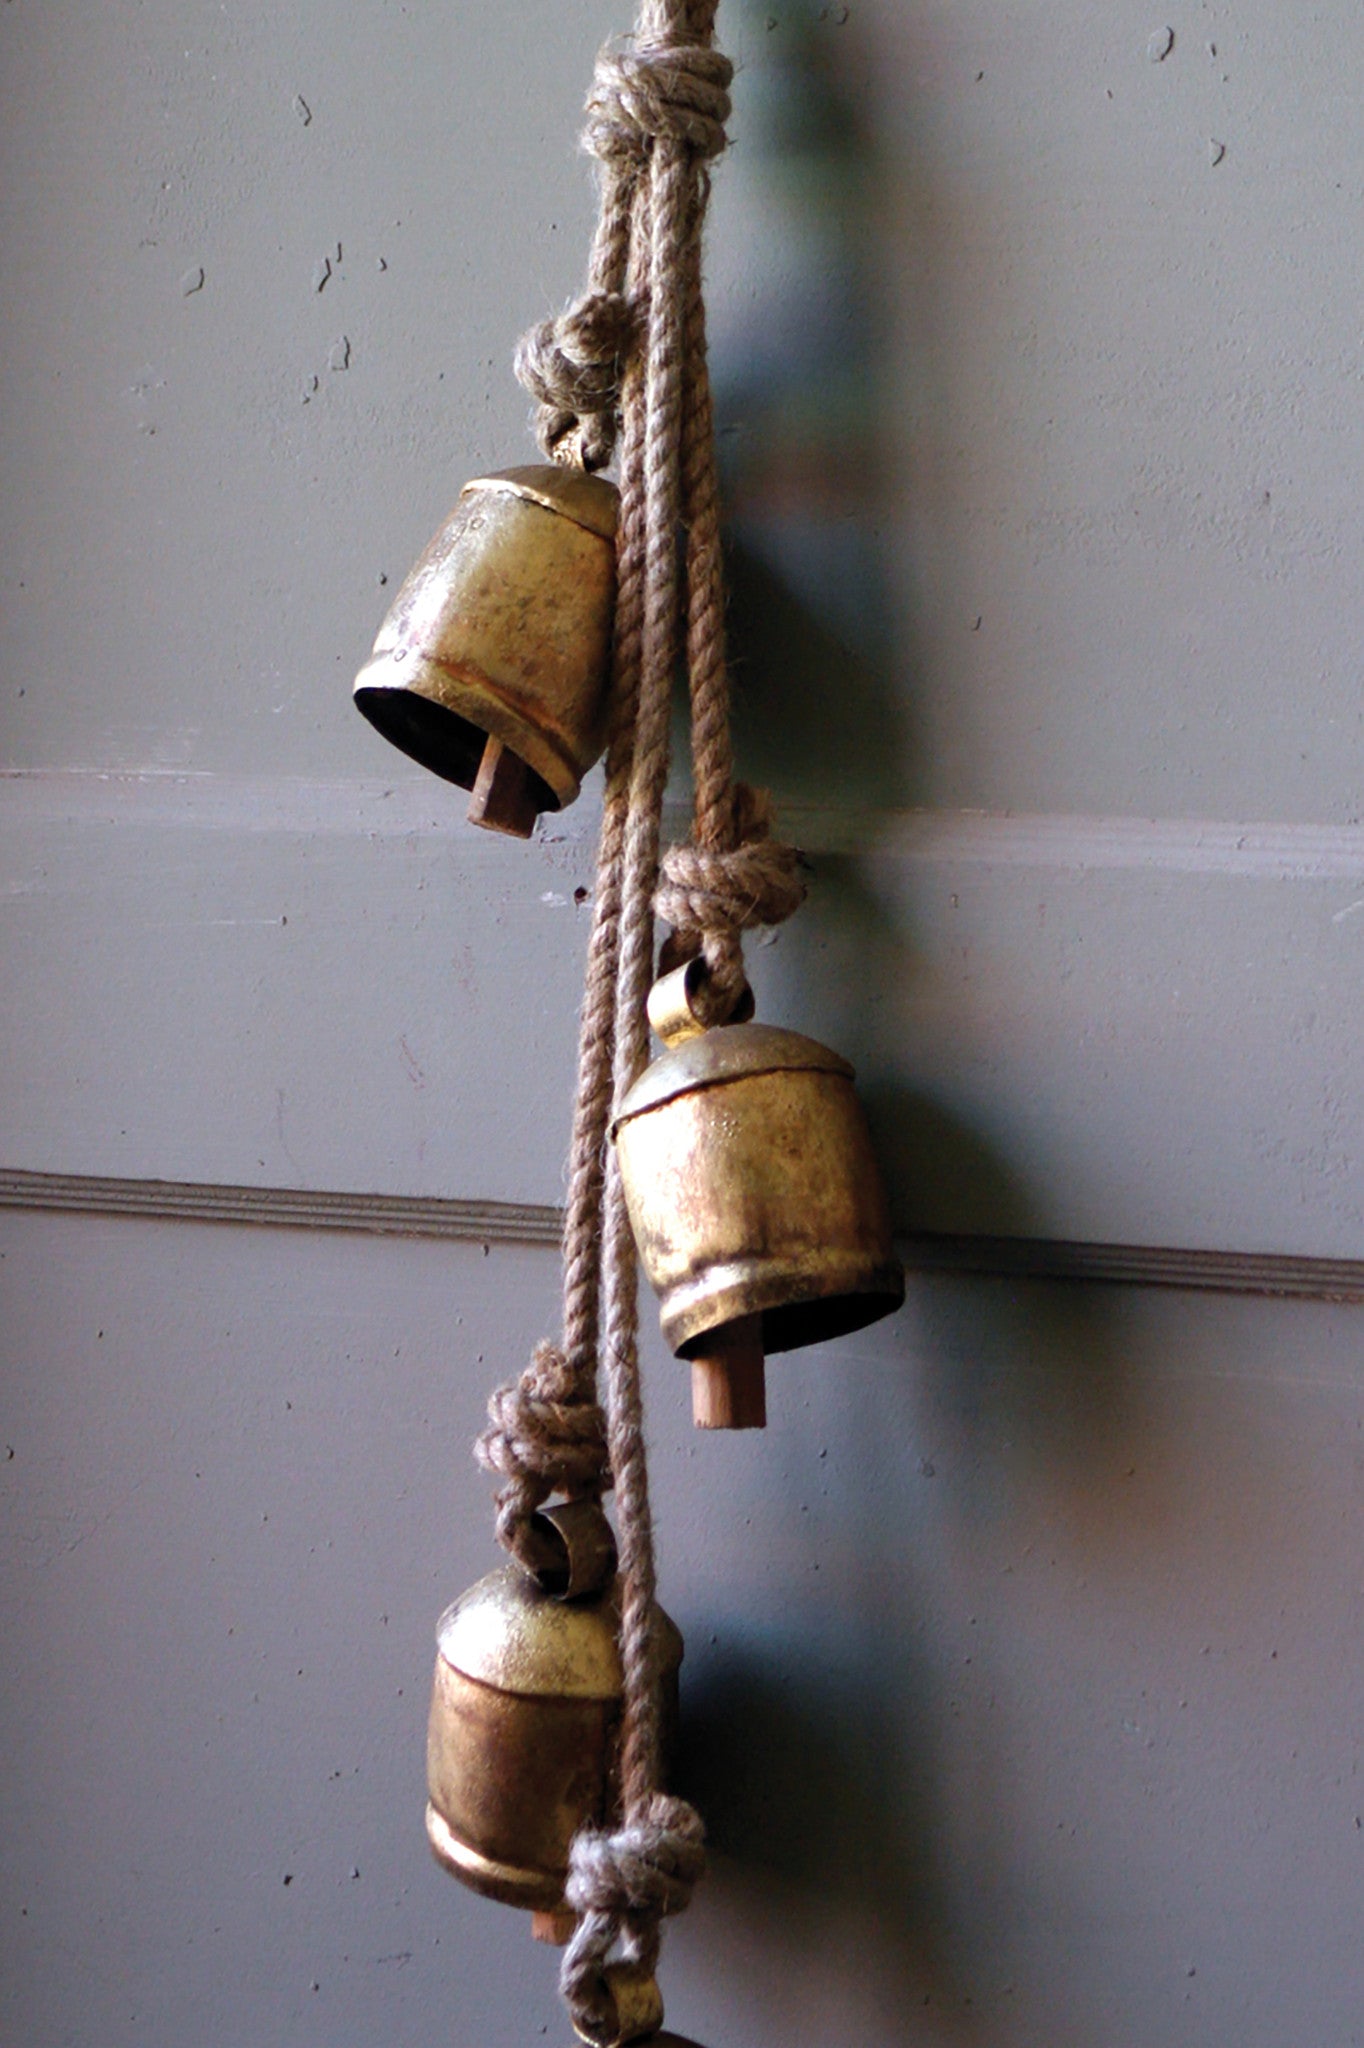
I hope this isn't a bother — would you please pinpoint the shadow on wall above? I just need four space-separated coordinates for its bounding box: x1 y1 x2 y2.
676 1613 991 2041
709 0 1024 1247
716 2 920 816
708 4 1125 1397
666 3 1191 2032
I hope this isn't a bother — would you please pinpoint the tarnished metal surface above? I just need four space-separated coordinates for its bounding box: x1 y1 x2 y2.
531 1497 619 1599
425 1563 683 1913
425 1660 611 1909
469 464 618 539
436 1559 624 1700
353 464 618 813
645 957 754 1046
572 1963 666 2046
616 1020 852 1124
615 1023 904 1358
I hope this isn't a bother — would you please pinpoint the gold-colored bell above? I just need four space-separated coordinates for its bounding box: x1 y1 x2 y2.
613 964 904 1431
354 465 618 837
424 1558 683 1923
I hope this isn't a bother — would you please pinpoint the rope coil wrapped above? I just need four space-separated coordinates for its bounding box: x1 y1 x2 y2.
514 290 638 471
586 40 733 162
474 1340 610 1569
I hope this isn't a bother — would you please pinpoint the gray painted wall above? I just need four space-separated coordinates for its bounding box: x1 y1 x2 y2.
3 3 1363 2044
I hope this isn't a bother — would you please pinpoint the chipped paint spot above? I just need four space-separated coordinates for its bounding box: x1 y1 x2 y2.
180 266 205 296
1147 25 1174 61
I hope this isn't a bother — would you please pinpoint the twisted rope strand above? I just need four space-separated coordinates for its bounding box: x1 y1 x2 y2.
557 188 653 1405
555 3 719 2030
561 1792 706 2030
515 10 731 471
640 53 804 1021
482 3 739 2032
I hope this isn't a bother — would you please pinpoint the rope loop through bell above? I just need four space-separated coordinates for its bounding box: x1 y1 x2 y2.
655 783 807 1023
561 1794 706 2040
515 291 638 473
475 1340 610 1576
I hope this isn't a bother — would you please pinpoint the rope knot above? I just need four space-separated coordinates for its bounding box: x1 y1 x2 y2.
565 1794 706 1924
655 786 802 970
474 1341 609 1558
585 39 733 167
514 289 638 471
560 1796 706 2035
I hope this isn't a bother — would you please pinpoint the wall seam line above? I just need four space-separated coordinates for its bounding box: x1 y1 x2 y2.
3 1168 1361 1300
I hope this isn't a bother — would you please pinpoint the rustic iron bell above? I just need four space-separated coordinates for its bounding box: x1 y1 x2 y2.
613 963 904 1431
354 464 618 837
424 1546 683 1928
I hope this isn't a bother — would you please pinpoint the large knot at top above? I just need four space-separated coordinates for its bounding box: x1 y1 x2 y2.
584 39 734 167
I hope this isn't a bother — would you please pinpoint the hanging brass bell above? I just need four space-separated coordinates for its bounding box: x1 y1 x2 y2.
354 465 618 837
424 1558 683 1920
613 963 904 1431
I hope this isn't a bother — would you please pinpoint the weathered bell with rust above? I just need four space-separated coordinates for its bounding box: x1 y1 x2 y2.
613 965 904 1431
354 465 617 837
424 1557 683 1920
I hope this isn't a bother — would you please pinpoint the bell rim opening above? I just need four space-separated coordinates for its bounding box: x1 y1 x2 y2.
353 684 563 812
666 1262 906 1359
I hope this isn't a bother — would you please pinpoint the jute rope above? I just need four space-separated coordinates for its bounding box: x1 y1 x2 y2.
474 4 805 2035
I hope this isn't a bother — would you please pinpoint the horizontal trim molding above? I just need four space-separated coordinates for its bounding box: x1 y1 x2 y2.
3 1168 1361 1302
0 1169 562 1245
6 771 1364 878
4 772 1362 1262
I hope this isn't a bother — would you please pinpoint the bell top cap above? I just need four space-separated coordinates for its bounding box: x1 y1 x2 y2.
436 1562 681 1701
461 465 619 542
614 1021 855 1130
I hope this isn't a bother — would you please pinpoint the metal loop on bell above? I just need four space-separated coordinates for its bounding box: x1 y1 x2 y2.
647 956 754 1048
572 1964 666 2048
525 1498 618 1600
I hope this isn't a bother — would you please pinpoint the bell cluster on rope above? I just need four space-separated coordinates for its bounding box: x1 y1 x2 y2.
353 4 903 2043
